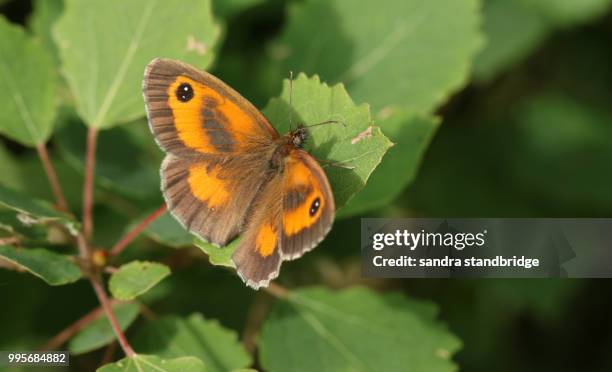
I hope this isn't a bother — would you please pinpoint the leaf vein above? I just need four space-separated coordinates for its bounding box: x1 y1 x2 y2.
91 0 157 127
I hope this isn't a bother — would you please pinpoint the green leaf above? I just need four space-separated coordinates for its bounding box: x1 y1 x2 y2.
264 74 392 208
55 118 162 200
194 238 238 268
0 211 46 241
339 111 440 217
143 212 194 248
473 0 550 82
98 355 206 372
55 0 221 129
109 261 171 301
474 0 612 82
212 0 264 18
133 313 252 372
0 145 21 191
0 16 58 146
0 184 79 235
273 0 483 114
259 287 461 372
0 246 81 285
521 0 612 26
29 0 64 64
69 302 140 355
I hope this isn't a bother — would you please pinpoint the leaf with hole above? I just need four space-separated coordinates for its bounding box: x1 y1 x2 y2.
0 184 79 235
339 111 440 217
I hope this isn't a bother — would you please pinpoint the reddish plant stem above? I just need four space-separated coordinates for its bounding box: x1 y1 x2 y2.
41 299 119 351
89 273 136 357
36 143 69 213
82 127 98 241
0 236 20 246
75 233 91 263
104 266 118 274
110 204 167 257
37 124 138 359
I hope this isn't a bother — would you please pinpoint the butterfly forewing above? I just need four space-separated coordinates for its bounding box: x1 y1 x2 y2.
143 58 277 157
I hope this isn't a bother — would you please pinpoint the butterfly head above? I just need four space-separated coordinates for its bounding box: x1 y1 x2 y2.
290 125 308 148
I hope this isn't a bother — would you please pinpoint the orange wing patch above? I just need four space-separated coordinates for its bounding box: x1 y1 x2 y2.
167 76 262 154
283 192 324 235
187 163 230 208
256 223 278 257
282 158 325 236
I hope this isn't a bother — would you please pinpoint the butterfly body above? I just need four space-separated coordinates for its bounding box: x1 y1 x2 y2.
143 59 335 289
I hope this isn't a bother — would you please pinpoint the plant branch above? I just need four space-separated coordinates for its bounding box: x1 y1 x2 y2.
0 236 20 246
75 233 91 263
89 273 135 357
36 143 69 213
41 299 119 351
110 203 167 257
74 126 137 359
82 127 98 241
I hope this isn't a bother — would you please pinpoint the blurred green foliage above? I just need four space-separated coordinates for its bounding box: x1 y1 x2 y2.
0 0 612 371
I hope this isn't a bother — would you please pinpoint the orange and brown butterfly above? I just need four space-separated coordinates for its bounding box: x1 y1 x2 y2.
142 58 335 289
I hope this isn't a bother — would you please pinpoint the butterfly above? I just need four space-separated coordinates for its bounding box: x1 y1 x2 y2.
142 58 335 289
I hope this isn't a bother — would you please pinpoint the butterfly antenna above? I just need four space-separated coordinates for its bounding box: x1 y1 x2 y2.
289 70 294 131
303 119 347 129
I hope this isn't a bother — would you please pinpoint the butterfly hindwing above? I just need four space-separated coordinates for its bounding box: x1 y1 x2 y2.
280 150 335 260
232 150 335 289
232 174 284 289
143 58 278 157
161 154 268 246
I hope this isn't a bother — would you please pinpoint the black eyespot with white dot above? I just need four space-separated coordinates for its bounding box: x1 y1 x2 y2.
309 197 321 217
176 83 193 102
